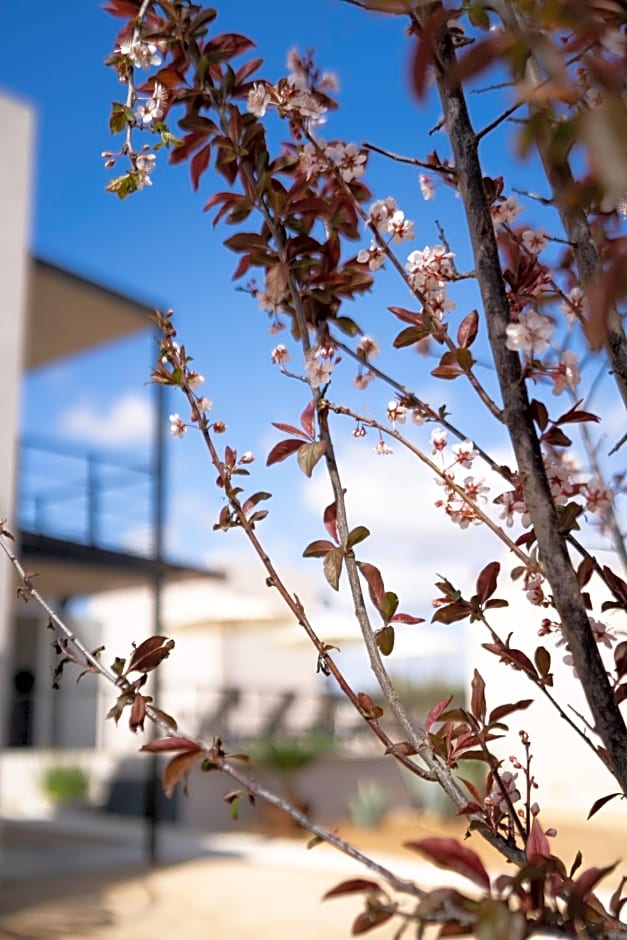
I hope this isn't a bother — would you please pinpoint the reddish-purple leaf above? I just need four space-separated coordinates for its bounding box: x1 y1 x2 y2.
271 421 309 440
576 556 595 588
190 143 211 192
587 792 621 820
302 539 336 558
526 819 551 861
223 231 269 253
351 910 393 935
475 562 500 605
457 309 479 348
127 636 175 675
534 646 551 678
390 612 425 624
300 399 316 439
529 399 549 432
266 438 302 466
163 748 203 798
405 838 490 891
574 863 618 900
357 692 384 720
129 693 146 733
357 562 385 609
470 669 486 723
141 735 200 753
323 501 339 544
425 694 453 734
488 700 533 725
323 879 381 900
431 601 472 625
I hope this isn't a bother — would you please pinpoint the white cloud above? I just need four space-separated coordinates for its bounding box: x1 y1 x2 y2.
299 432 518 612
60 392 155 448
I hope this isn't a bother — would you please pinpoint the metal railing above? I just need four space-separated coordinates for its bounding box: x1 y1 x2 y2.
18 434 155 555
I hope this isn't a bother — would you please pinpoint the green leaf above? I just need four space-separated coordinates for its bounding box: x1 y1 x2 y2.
109 101 134 134
346 526 370 550
105 173 139 200
379 591 399 623
375 625 395 656
297 441 326 478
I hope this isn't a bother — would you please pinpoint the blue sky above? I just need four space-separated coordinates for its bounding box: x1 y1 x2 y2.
2 1 621 646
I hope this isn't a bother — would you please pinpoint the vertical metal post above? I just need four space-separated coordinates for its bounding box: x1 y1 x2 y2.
145 374 166 866
87 454 98 545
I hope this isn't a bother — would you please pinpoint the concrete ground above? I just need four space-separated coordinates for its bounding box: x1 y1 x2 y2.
1 809 626 939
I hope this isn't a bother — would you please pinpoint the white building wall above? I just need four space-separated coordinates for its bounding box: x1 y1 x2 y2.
467 548 625 821
0 94 34 749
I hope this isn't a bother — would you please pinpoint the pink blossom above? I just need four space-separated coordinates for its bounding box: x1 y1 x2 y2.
451 439 476 468
505 311 554 356
271 344 290 365
353 370 375 390
419 173 435 201
487 771 521 813
431 427 447 454
583 478 613 514
551 351 580 395
374 438 393 456
356 336 379 359
522 228 549 254
386 210 415 244
559 286 584 324
357 241 385 271
387 400 407 426
305 354 333 389
491 195 522 227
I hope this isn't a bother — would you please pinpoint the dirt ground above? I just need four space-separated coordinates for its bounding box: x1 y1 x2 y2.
1 810 626 940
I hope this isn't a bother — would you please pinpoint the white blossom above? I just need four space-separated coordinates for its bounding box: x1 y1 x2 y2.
247 83 272 118
169 413 186 438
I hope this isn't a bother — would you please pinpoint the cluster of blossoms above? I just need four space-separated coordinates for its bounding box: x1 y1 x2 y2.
506 310 581 394
351 336 379 389
486 770 521 815
247 49 338 128
356 197 416 271
247 79 327 125
428 429 489 529
297 138 368 183
383 396 429 428
405 245 455 319
117 37 164 70
542 616 616 673
135 83 167 124
253 274 290 332
496 458 613 536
